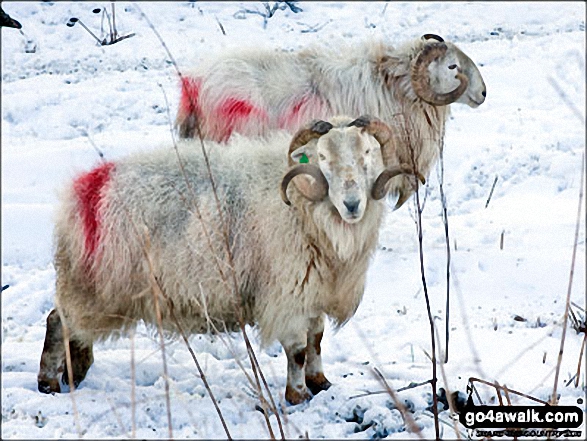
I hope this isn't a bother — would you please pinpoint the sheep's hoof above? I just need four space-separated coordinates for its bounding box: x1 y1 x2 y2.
38 378 60 394
285 385 312 405
61 369 81 389
306 373 332 395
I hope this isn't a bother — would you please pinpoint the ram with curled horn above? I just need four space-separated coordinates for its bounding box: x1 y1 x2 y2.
176 33 485 209
38 115 422 405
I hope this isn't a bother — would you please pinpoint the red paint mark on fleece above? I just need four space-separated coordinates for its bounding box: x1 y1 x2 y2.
180 76 268 142
215 97 267 142
179 76 202 118
73 162 115 259
278 93 325 130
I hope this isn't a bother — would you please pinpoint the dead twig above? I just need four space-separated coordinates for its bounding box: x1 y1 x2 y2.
469 377 549 406
215 16 226 35
349 379 432 399
158 80 276 439
547 77 585 124
574 333 586 388
372 367 424 438
143 228 174 439
105 395 126 436
137 6 284 437
451 261 487 378
349 321 425 437
433 321 461 439
77 128 105 159
80 132 227 437
484 175 498 208
111 2 117 40
495 331 551 378
59 313 83 438
166 297 233 439
438 124 451 364
130 328 137 439
67 4 134 46
551 152 584 405
404 108 440 440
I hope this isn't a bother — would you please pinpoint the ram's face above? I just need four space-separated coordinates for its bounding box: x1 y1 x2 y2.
453 48 487 108
411 35 487 108
313 127 384 223
283 117 419 222
427 43 487 108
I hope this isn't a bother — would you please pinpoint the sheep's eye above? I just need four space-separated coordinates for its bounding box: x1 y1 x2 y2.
365 149 370 155
318 153 326 161
448 64 457 70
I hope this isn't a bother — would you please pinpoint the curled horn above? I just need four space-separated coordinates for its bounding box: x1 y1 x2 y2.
287 120 333 166
347 116 423 201
281 164 329 206
422 33 444 42
282 120 333 205
411 42 469 106
347 115 392 148
348 115 398 169
372 164 426 201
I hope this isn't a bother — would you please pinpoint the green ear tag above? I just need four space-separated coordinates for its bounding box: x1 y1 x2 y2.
300 153 309 164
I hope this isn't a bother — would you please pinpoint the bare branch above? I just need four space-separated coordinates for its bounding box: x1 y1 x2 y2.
59 314 83 438
484 175 498 209
143 227 174 439
469 377 549 406
372 367 424 438
349 379 432 399
438 122 451 364
548 77 585 124
551 152 585 405
137 7 285 436
403 105 441 440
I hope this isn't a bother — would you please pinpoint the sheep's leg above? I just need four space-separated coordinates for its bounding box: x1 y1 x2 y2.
305 315 332 395
38 309 66 393
38 309 94 393
61 339 94 389
281 336 311 405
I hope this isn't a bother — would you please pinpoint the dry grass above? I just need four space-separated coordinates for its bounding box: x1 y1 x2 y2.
548 69 585 405
130 328 137 438
550 152 584 405
60 315 83 438
134 5 286 438
437 124 452 365
372 367 424 438
143 227 174 438
433 322 462 440
400 108 441 440
468 377 549 406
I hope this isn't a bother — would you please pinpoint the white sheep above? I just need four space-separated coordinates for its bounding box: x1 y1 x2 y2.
37 115 423 404
175 34 486 208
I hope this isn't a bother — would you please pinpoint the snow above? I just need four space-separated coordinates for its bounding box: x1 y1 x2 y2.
1 1 585 439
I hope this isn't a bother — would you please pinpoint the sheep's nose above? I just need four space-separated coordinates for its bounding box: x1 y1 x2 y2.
343 199 360 214
344 179 358 190
482 90 486 98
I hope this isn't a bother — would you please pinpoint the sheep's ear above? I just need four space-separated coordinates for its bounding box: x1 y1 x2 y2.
290 146 314 164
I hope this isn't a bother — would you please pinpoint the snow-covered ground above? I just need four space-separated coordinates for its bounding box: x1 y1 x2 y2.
1 1 585 439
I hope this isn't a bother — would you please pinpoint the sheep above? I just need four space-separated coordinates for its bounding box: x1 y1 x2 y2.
175 34 486 209
37 115 423 404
